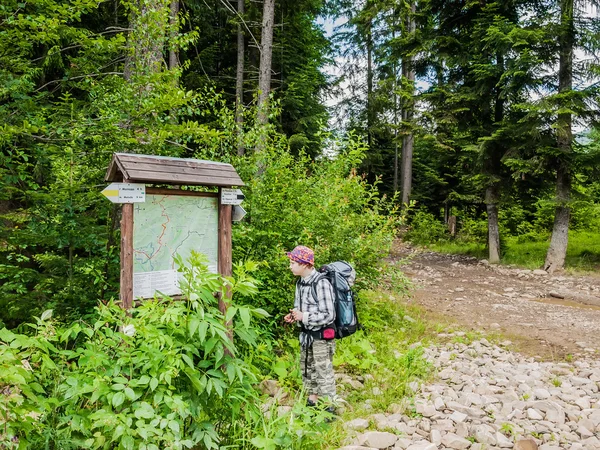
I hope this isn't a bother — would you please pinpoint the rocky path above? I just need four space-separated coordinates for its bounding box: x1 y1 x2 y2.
334 247 600 450
393 245 600 359
338 338 600 450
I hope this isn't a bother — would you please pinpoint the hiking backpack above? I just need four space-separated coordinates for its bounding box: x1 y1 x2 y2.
310 261 360 339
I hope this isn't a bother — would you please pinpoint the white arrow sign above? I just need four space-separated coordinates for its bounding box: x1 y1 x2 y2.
101 183 146 203
232 205 247 222
221 188 245 205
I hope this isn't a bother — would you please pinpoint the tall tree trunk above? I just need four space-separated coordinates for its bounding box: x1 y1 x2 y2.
236 0 245 155
486 185 501 263
400 2 415 207
485 52 505 264
545 163 572 271
256 0 275 129
124 0 169 81
393 76 399 192
544 0 574 273
392 26 399 193
168 0 179 71
366 19 373 151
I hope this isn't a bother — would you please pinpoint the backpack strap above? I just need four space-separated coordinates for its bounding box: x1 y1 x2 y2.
309 272 323 306
298 273 335 338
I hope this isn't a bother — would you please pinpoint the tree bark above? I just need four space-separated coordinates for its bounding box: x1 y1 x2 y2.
399 2 415 207
124 0 169 81
392 26 399 193
235 0 245 155
366 18 373 151
486 185 501 264
256 0 275 129
544 163 571 272
544 0 573 273
484 52 505 264
168 0 179 71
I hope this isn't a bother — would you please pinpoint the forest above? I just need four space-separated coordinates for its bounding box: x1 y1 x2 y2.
1 0 600 448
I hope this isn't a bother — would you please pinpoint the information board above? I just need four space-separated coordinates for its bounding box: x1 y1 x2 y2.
132 193 219 298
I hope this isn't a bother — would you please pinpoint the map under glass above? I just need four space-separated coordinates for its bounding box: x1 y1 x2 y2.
133 194 218 298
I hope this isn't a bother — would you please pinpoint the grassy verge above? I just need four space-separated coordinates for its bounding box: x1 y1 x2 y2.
428 230 600 272
321 289 433 448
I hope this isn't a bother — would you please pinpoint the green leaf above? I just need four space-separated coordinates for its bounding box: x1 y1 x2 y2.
198 321 208 343
253 308 270 318
239 307 250 328
204 337 217 354
225 306 237 322
226 362 236 383
188 317 200 338
181 354 194 369
251 436 277 450
122 435 135 450
112 391 125 408
124 387 136 400
134 402 155 419
168 420 180 434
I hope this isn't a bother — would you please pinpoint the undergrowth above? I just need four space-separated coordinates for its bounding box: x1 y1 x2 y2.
0 256 434 450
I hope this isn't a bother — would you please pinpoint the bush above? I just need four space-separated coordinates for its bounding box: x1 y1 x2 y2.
230 134 399 322
456 216 488 243
0 254 328 449
405 211 448 245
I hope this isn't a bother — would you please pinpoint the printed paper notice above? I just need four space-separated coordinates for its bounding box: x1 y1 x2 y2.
133 270 179 298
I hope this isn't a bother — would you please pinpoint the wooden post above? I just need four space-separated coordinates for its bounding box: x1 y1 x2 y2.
120 179 134 311
218 188 234 347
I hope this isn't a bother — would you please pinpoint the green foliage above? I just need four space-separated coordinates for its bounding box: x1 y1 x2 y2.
0 255 333 449
231 133 399 321
404 211 449 245
429 230 600 272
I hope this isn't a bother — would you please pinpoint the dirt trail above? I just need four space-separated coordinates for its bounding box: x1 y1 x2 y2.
392 243 600 361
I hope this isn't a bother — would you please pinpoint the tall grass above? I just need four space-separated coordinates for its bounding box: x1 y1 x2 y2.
430 230 600 272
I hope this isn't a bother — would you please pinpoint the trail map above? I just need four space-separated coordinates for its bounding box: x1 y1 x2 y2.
133 194 218 298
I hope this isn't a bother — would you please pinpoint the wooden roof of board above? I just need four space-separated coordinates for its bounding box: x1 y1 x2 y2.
105 153 245 187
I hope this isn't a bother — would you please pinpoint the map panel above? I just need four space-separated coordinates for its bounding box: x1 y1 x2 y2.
133 194 219 298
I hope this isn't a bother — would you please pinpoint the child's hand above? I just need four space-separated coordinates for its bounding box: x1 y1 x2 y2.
284 312 295 323
291 309 303 322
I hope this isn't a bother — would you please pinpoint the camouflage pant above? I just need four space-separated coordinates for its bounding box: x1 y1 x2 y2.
300 339 336 398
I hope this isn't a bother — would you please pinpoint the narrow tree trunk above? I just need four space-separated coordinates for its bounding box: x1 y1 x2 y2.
366 21 373 151
256 0 275 129
393 93 399 192
168 0 179 71
399 2 415 207
400 131 413 206
124 0 169 81
544 0 573 273
485 52 505 264
392 27 399 193
486 185 501 264
545 164 571 272
235 0 245 155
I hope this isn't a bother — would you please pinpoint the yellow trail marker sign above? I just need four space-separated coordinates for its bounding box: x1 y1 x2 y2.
101 183 146 203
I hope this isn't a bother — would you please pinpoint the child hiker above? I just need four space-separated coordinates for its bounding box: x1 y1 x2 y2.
284 245 337 411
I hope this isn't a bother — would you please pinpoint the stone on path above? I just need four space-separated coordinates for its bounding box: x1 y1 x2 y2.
514 438 538 450
440 432 471 449
345 418 370 431
338 447 378 450
405 442 438 450
361 431 398 449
